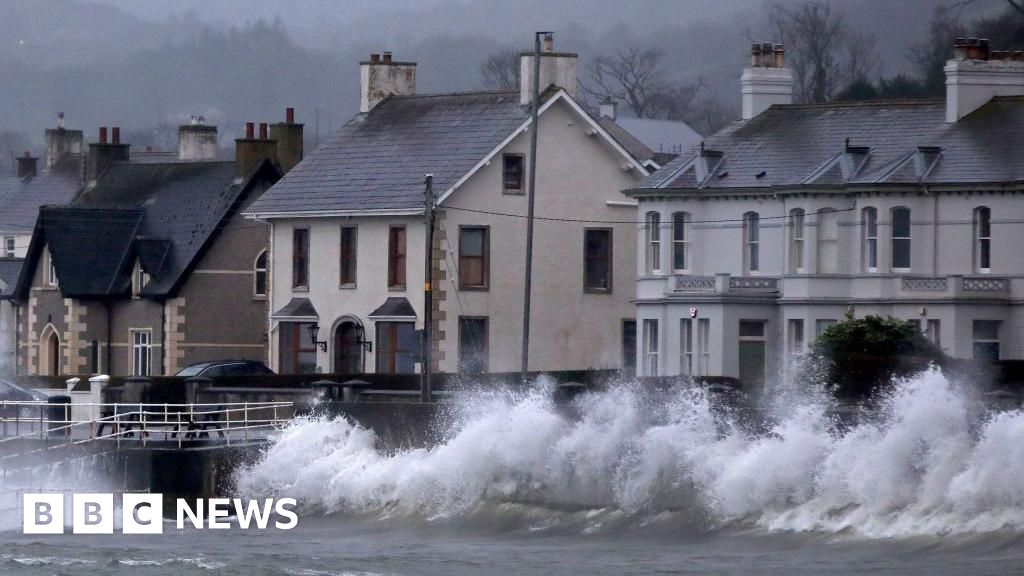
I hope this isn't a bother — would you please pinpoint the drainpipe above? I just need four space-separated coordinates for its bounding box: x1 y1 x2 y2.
104 301 112 375
928 185 938 276
160 299 167 375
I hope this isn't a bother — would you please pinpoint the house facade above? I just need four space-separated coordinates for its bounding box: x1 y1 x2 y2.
247 42 649 375
13 114 301 376
627 40 1024 392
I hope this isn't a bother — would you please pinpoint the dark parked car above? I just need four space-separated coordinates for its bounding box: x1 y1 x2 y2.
174 360 274 378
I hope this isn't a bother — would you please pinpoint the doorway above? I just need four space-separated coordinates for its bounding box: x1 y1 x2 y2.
334 320 364 374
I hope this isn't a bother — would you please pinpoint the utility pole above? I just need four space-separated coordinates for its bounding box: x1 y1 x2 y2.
422 174 435 403
520 31 551 385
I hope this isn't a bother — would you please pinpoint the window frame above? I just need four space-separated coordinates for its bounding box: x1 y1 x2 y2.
891 206 911 272
671 211 690 273
583 227 613 293
788 318 804 356
862 207 878 272
339 225 358 287
387 225 407 290
279 322 317 374
642 319 659 376
46 248 58 287
972 320 1001 361
253 249 268 299
789 208 805 273
502 153 525 195
375 321 417 374
816 207 839 274
974 206 991 274
458 316 489 374
458 225 490 291
744 211 760 274
131 260 149 299
130 329 152 376
3 236 13 257
645 211 661 275
680 318 693 375
292 227 310 290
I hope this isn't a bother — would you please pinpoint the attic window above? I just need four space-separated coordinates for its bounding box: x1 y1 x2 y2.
503 154 525 194
132 260 150 298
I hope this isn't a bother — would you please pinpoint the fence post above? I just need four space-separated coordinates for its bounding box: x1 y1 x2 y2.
140 402 146 447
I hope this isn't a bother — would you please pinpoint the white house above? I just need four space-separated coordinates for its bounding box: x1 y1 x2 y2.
246 41 650 375
627 40 1024 392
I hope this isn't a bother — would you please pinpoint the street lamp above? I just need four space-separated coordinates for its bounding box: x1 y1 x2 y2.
307 322 373 353
306 323 328 352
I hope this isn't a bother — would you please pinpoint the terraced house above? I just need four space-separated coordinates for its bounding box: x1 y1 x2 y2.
246 40 650 375
628 40 1024 392
13 114 302 376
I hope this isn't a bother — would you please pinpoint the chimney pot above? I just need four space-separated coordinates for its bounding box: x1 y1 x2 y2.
370 53 380 63
246 122 255 140
543 33 554 53
99 126 108 144
383 51 392 63
286 107 295 124
57 112 65 129
742 43 794 119
259 122 268 140
112 126 120 144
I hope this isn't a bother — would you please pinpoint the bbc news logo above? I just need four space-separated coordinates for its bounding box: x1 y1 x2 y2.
23 493 298 534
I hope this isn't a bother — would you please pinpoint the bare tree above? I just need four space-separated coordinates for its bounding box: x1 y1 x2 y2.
480 48 520 91
766 1 847 103
583 45 667 118
909 6 966 96
647 78 706 121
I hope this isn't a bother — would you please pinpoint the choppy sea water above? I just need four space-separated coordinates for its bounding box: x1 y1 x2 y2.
3 368 1024 574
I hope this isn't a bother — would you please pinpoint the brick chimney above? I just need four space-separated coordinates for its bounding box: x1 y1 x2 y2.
44 112 84 171
520 33 578 105
235 121 279 177
269 107 304 174
178 115 219 161
360 52 417 113
945 38 1024 122
741 43 793 120
87 126 129 182
16 151 38 178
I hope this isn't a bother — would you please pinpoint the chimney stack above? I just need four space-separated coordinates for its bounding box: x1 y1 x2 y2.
16 151 38 179
599 99 617 121
945 38 1024 122
741 42 793 120
178 115 218 161
44 112 84 171
359 51 417 113
235 121 278 177
520 33 578 105
270 107 304 174
87 126 129 182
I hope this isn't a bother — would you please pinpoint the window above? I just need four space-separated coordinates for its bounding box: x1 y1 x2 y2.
789 319 804 356
3 236 13 257
459 226 489 290
645 212 661 274
339 226 357 286
680 319 693 375
698 318 710 376
738 320 767 389
292 228 309 289
254 250 268 298
672 212 690 272
90 339 101 374
974 207 991 273
642 319 659 376
972 320 1000 360
926 319 941 348
817 208 839 273
503 154 525 194
131 261 150 298
815 319 837 337
46 249 58 287
458 317 489 373
863 207 878 272
131 330 152 376
584 228 612 292
387 226 407 290
789 209 804 273
279 322 317 374
744 212 760 273
376 321 416 374
622 320 637 376
891 207 911 270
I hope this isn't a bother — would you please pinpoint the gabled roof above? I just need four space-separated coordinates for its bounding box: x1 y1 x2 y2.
0 258 23 300
271 297 318 320
368 297 416 318
631 97 1024 194
0 171 83 234
613 116 702 157
15 160 279 300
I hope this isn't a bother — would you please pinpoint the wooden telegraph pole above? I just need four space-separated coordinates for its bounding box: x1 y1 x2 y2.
422 174 435 403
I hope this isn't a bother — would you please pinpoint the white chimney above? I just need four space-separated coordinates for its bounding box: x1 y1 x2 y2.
945 38 1024 123
520 33 578 105
741 42 793 120
360 52 417 113
178 116 218 161
599 99 617 120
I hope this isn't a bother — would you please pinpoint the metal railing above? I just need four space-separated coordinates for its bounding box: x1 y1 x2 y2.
0 401 293 451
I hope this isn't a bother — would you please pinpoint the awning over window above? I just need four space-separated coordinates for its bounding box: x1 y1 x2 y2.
368 297 416 319
271 297 319 321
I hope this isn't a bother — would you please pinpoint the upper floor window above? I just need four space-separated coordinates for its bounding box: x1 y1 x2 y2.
672 212 690 272
131 329 152 376
789 208 804 273
503 154 525 194
46 249 58 287
131 260 149 298
862 207 878 272
743 212 759 274
645 211 661 274
891 207 911 271
340 226 357 286
254 250 268 298
974 206 991 273
817 208 839 274
292 228 309 289
388 226 407 290
459 226 489 290
584 228 612 292
3 236 14 257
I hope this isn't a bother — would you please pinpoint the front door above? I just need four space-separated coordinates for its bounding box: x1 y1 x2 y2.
334 322 363 374
738 341 766 389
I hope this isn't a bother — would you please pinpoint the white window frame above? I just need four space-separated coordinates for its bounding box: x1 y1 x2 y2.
698 318 710 376
789 208 805 273
646 211 661 275
816 207 839 274
972 320 1001 360
46 249 58 287
863 207 878 272
3 236 14 257
254 249 268 298
131 329 153 376
891 206 911 272
131 260 149 298
672 211 690 273
744 212 759 274
642 319 659 376
788 318 804 356
974 206 991 274
926 319 941 348
680 318 693 375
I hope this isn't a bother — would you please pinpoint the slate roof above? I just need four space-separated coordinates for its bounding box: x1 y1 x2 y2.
597 117 656 164
631 97 1024 193
613 117 703 157
247 91 531 215
368 297 416 318
0 171 82 234
15 160 279 300
271 297 319 320
0 258 23 300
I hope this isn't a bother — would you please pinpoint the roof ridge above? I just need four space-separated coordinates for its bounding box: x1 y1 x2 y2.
388 89 519 99
773 99 943 110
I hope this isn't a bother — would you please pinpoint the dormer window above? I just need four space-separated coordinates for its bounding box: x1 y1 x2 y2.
132 260 150 297
46 249 58 287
